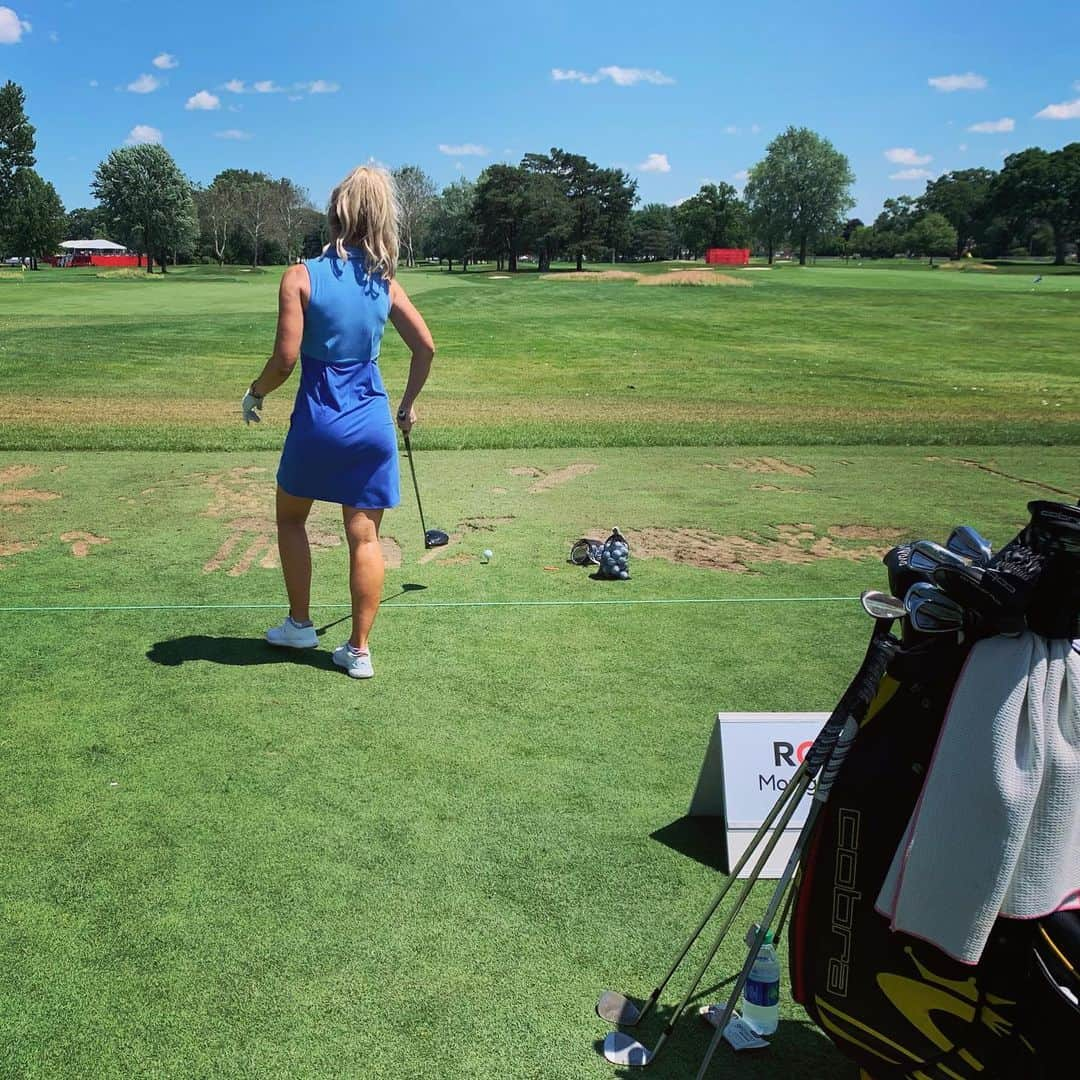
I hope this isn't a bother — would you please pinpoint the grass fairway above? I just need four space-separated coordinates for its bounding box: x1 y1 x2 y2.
0 261 1076 450
2 445 1077 1078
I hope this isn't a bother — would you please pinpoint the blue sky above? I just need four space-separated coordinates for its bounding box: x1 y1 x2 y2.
3 0 1079 223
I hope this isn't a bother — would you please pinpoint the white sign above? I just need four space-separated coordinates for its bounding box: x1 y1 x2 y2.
690 712 829 878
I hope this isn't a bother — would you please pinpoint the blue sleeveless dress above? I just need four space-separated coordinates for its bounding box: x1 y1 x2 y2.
276 250 400 509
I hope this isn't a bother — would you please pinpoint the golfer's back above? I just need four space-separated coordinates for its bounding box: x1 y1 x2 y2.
275 249 400 508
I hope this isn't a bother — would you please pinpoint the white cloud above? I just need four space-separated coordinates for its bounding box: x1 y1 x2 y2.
152 52 178 70
928 72 987 92
305 79 339 93
968 117 1014 133
89 79 98 88
48 30 58 43
884 147 932 165
228 104 242 113
1035 98 1080 120
215 129 252 140
127 73 161 94
438 142 487 155
125 124 163 145
724 124 739 135
733 169 749 183
638 152 671 173
890 167 934 181
185 90 220 111
224 79 246 93
958 143 968 151
551 65 674 86
253 80 281 93
0 7 31 44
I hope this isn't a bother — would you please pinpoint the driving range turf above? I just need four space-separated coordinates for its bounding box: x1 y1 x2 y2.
1 263 1078 1079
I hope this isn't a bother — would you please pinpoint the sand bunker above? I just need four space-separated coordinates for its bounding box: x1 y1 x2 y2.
541 270 641 282
939 261 997 271
618 523 899 573
638 270 750 287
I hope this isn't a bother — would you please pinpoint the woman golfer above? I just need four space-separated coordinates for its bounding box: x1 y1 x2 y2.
241 165 434 678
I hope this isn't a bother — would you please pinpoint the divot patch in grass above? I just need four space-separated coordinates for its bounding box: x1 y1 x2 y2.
527 463 598 493
60 531 111 558
727 456 816 477
620 522 898 572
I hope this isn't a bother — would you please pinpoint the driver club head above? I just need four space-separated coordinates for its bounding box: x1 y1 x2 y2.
947 525 993 567
596 990 643 1026
423 529 450 549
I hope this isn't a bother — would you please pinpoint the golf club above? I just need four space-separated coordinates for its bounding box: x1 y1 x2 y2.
402 434 449 549
693 625 897 1080
860 589 906 622
596 756 812 1027
947 525 993 567
909 539 970 574
904 582 965 633
601 617 897 1069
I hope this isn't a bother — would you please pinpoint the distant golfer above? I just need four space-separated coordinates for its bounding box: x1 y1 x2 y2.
242 165 435 678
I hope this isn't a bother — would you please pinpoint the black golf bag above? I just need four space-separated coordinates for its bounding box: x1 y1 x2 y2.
789 501 1080 1079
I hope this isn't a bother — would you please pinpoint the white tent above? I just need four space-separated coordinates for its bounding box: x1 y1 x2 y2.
60 239 128 252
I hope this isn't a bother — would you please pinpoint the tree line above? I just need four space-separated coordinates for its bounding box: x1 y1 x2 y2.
2 77 1077 272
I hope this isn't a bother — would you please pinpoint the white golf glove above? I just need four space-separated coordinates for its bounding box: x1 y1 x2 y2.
241 386 264 425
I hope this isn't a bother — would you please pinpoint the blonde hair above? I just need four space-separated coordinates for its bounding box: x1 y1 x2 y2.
326 165 399 277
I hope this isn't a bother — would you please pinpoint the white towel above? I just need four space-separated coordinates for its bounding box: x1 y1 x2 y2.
876 634 1080 964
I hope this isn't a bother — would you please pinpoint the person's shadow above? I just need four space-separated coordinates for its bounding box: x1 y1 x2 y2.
146 585 426 670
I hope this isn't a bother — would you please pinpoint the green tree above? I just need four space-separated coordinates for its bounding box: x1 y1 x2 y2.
64 206 114 241
993 148 1076 265
427 180 478 271
4 168 65 268
0 81 35 222
475 164 530 271
520 172 573 271
194 173 242 265
629 203 678 260
522 149 637 270
750 127 854 265
675 183 749 256
744 165 786 263
920 169 996 257
907 212 958 265
392 165 436 269
92 144 195 272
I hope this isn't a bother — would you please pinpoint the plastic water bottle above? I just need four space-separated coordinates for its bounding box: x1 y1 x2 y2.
741 931 780 1035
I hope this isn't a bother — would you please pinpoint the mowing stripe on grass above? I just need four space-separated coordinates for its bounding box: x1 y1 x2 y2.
0 595 860 614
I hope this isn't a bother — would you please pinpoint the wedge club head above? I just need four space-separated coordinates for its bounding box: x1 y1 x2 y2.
860 590 907 622
596 990 643 1026
603 1031 653 1067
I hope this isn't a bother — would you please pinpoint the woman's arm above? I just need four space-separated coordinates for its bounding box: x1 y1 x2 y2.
250 264 308 398
388 277 435 435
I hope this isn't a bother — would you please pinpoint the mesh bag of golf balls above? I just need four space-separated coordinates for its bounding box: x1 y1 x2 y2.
596 527 631 580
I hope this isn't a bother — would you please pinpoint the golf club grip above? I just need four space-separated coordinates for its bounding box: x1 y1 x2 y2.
803 624 893 774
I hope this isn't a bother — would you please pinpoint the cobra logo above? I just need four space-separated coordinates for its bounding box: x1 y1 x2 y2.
826 808 862 997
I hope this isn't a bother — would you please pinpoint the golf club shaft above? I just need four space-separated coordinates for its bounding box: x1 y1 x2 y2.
643 768 814 1063
694 718 859 1080
629 757 811 1026
403 434 430 539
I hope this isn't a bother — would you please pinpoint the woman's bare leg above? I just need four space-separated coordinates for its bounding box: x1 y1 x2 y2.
342 507 384 650
276 486 314 622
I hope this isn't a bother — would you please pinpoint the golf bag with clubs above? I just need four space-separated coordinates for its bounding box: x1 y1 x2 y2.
789 500 1080 1079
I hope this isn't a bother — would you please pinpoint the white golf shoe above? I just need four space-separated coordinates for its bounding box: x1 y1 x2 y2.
265 616 318 649
332 643 374 679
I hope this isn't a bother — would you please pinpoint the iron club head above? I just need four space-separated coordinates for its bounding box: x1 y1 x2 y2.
860 590 907 622
910 540 970 574
603 1031 654 1067
946 525 993 567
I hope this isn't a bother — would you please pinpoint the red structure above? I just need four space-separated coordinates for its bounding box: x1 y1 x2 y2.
50 254 143 268
704 247 750 266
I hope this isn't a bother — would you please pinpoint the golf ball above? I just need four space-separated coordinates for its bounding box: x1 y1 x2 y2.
482 548 493 561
